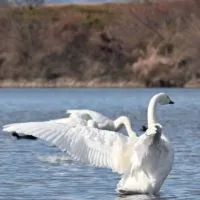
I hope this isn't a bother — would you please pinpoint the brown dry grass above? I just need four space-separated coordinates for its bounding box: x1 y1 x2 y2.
1 0 200 87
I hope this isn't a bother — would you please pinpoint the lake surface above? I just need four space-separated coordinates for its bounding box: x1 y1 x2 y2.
0 88 199 200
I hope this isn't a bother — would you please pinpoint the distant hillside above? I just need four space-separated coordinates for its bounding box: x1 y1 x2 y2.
0 0 200 87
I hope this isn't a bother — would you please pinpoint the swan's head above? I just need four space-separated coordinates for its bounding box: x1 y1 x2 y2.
154 93 174 105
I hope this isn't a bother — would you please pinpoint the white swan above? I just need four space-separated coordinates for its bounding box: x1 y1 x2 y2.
66 109 137 137
2 93 174 194
9 109 137 139
117 93 174 194
67 109 125 130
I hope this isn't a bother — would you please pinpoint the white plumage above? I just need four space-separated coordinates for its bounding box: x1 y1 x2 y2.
66 109 137 138
8 109 137 139
3 93 174 195
3 121 133 173
67 109 114 129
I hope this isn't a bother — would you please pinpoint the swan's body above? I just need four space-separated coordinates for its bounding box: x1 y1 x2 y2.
3 93 174 194
117 124 173 194
9 109 137 139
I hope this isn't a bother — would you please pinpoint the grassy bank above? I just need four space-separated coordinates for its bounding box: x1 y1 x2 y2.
1 0 200 88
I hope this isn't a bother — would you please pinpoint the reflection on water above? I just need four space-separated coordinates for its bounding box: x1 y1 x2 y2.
0 88 199 200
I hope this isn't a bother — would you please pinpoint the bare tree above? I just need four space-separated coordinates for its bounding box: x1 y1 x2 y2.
0 0 10 6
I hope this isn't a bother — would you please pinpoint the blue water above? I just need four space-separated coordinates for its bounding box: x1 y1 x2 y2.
0 88 199 200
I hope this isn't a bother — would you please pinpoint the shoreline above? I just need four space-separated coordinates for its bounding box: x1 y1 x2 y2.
0 79 145 88
0 79 200 88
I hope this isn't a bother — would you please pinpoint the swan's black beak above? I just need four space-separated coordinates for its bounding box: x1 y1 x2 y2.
169 100 174 104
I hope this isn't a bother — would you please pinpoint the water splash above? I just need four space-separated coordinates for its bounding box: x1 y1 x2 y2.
37 153 73 165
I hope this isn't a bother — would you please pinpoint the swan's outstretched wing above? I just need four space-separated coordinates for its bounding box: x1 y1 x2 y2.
67 109 115 130
3 121 128 173
130 124 163 171
67 109 113 127
4 116 88 137
48 116 87 126
67 109 106 120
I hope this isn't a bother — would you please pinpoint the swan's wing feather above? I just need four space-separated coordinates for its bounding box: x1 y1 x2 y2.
3 122 128 173
3 122 69 150
67 109 98 119
67 109 115 130
67 109 98 116
48 118 70 124
130 134 149 171
130 124 162 171
48 117 87 127
67 109 111 123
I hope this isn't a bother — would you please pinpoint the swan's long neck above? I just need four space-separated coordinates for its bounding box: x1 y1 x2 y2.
147 95 159 126
114 116 137 138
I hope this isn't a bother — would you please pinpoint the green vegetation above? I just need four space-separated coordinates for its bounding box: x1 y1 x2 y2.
1 0 200 87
